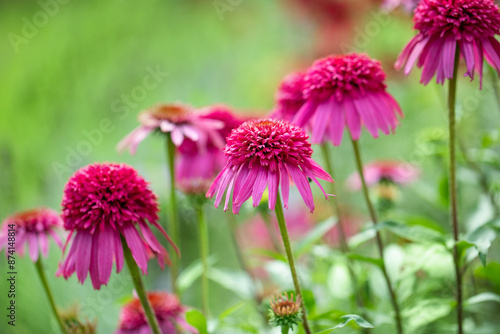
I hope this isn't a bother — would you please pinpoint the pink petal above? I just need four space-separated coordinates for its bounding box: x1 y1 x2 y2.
252 167 269 207
28 233 39 262
287 164 314 213
75 231 92 283
122 225 149 274
311 100 331 144
293 100 317 127
116 126 153 154
279 162 290 208
344 99 361 141
328 97 345 146
98 227 114 283
170 128 184 146
39 233 49 258
268 168 280 211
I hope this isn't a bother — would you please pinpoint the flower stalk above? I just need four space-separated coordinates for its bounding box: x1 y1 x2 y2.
448 47 463 334
350 137 403 334
122 236 162 334
194 204 209 316
166 135 180 294
34 258 68 334
275 195 312 334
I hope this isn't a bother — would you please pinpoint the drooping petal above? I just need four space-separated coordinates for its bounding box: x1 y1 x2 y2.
122 225 149 274
252 167 269 207
75 231 92 283
98 227 114 284
268 168 280 211
287 164 315 213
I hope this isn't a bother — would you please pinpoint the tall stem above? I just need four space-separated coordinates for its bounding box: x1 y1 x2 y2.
275 195 312 334
281 325 290 334
448 48 463 334
350 138 404 334
122 236 161 334
195 204 209 316
34 258 68 334
166 135 179 294
320 143 366 312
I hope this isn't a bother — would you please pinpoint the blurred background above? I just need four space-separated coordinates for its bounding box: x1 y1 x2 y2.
1 0 500 333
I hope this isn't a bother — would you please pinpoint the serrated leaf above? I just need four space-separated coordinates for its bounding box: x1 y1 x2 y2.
316 314 374 333
186 309 208 334
295 217 337 256
347 253 383 269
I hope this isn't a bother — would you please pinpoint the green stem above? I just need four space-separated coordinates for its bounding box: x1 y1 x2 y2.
195 204 210 316
281 324 290 334
350 138 404 334
448 47 463 334
122 236 161 334
275 195 312 334
260 209 283 253
320 143 366 314
34 258 68 334
166 135 179 294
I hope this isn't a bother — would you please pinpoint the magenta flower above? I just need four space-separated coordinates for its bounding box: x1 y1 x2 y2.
271 72 305 122
57 163 178 290
292 53 402 146
115 291 196 334
346 160 420 190
176 105 244 183
206 119 333 214
0 208 63 262
395 0 500 86
117 103 225 154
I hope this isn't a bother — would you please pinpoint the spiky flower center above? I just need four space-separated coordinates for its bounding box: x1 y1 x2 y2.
414 0 500 39
138 103 191 125
224 119 312 168
302 53 387 101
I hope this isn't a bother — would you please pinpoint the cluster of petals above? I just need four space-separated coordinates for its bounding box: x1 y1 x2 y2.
275 53 402 146
0 208 63 262
115 291 196 334
117 103 225 154
206 119 333 214
57 163 177 290
396 0 500 86
346 160 420 190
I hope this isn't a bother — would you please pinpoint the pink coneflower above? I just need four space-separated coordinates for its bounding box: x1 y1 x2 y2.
117 103 225 154
395 0 500 86
206 119 333 214
271 72 305 122
292 53 402 146
176 106 243 183
346 160 420 190
0 208 63 262
116 292 196 334
57 163 177 290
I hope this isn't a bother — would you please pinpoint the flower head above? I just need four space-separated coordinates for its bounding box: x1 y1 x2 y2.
271 72 306 122
347 160 420 190
269 292 302 330
57 163 178 290
396 0 500 86
116 292 196 334
291 53 402 145
176 105 244 186
117 103 225 154
0 208 63 262
206 119 333 214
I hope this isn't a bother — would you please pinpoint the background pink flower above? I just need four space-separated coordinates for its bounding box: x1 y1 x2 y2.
271 72 305 122
0 208 63 262
58 163 178 290
346 160 420 190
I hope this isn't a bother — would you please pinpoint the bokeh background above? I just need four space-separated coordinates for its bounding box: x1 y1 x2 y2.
1 0 500 333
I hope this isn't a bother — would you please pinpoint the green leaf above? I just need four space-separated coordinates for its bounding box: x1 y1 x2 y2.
186 309 208 334
378 221 446 244
475 262 500 291
248 248 286 262
218 302 246 322
347 253 383 269
456 240 474 261
316 315 374 333
295 217 337 256
177 256 217 293
465 292 500 306
208 268 255 300
466 223 497 266
348 227 376 249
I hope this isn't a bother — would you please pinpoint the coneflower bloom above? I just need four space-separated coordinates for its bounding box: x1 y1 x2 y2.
271 72 305 122
0 208 63 262
117 103 225 154
57 163 177 290
346 160 420 190
115 292 196 334
176 106 243 182
293 53 402 145
206 119 333 214
395 0 500 86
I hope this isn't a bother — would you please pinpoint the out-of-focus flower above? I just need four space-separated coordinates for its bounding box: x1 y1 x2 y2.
57 163 178 290
269 292 302 330
60 305 97 334
395 0 500 86
0 208 63 262
271 72 305 122
176 105 244 186
346 160 420 190
206 119 333 214
382 0 421 12
117 103 225 154
292 53 402 145
324 209 363 246
115 292 196 334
